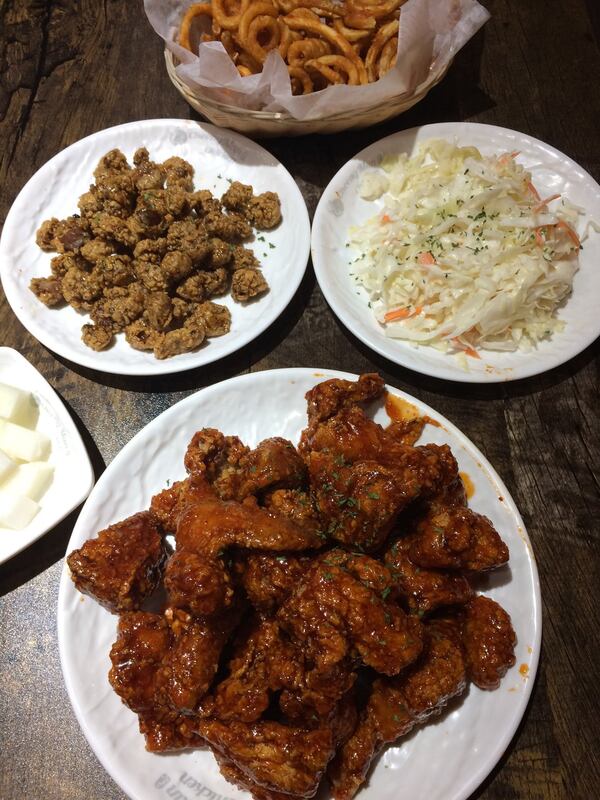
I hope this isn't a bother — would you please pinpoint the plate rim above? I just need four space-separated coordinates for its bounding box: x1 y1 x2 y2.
57 366 542 800
0 347 95 563
0 118 311 377
311 120 600 384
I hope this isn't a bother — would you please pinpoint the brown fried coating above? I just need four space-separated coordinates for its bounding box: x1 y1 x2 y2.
50 252 88 278
125 318 160 351
91 283 145 332
231 244 260 271
231 268 269 302
190 189 222 217
384 536 473 614
153 316 206 359
31 148 277 357
221 181 253 212
192 301 231 337
197 719 334 798
109 611 172 712
80 238 115 263
67 511 167 613
176 268 229 302
29 276 64 307
163 155 195 191
237 552 312 613
61 266 103 310
329 622 466 800
407 506 509 572
161 605 241 712
81 321 114 351
463 595 516 689
164 549 235 616
184 428 249 490
144 291 173 331
175 478 325 556
278 550 424 676
167 219 211 265
246 192 282 229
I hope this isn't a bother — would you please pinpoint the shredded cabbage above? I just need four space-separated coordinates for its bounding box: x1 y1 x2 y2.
348 139 590 353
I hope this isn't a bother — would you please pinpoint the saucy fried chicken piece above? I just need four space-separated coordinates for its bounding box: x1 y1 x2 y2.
109 611 171 713
236 552 312 613
162 605 242 712
196 719 334 798
236 437 307 498
164 549 235 615
67 511 167 613
205 618 299 723
308 450 422 552
263 489 321 529
463 595 516 689
407 506 509 572
138 711 204 753
301 373 385 445
108 611 213 752
176 478 324 556
278 550 423 676
384 536 473 614
184 428 249 497
213 752 297 800
328 621 466 800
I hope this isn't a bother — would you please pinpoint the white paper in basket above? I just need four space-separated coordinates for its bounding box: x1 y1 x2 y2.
144 0 490 120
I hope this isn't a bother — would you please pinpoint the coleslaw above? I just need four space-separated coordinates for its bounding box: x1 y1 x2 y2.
348 139 593 354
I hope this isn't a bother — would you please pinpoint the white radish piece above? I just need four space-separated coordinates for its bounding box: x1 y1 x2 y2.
0 382 38 428
0 491 39 530
0 449 16 482
0 420 51 462
1 462 54 501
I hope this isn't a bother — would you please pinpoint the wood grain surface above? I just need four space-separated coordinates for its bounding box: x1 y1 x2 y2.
0 1 599 799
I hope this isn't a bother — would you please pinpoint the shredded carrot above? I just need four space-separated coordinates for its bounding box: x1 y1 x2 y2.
534 228 545 247
418 251 435 265
533 193 561 213
381 214 392 224
526 180 541 201
498 150 521 166
556 220 581 248
452 337 481 359
384 306 423 323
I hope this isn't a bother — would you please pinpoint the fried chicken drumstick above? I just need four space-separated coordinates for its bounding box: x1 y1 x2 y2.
66 373 516 799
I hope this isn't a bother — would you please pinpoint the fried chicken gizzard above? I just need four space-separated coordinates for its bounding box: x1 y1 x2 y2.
66 373 516 800
30 148 282 359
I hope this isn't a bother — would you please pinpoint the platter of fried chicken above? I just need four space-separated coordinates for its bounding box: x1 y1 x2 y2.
58 370 540 800
0 119 310 375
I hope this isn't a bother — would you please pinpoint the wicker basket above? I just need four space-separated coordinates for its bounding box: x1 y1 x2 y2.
165 49 449 137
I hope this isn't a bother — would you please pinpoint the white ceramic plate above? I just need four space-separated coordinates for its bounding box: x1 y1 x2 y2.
311 122 600 382
0 348 94 564
58 368 541 800
0 119 310 376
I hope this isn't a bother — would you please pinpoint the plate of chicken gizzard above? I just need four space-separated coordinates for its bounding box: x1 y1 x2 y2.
58 370 540 800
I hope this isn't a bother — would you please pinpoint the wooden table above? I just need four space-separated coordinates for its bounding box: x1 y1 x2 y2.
0 1 598 798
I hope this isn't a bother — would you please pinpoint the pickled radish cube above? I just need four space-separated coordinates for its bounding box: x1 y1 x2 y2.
1 462 54 501
0 491 39 529
0 382 38 428
0 449 16 482
0 420 51 462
